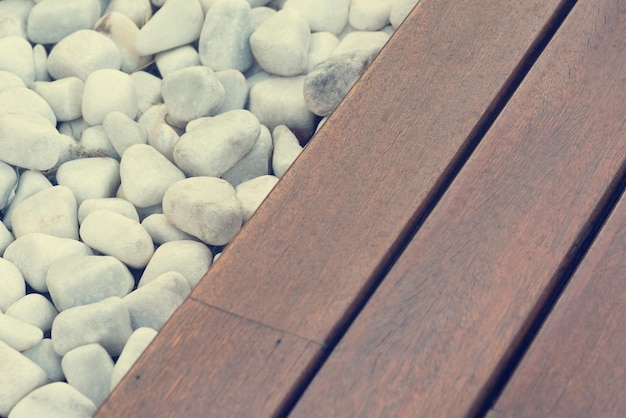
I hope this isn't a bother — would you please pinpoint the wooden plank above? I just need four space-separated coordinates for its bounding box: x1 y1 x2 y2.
96 300 322 417
491 132 626 412
96 0 571 415
289 0 626 416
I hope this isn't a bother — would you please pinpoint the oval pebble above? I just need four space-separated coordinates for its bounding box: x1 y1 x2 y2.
5 294 58 333
8 382 97 418
141 214 198 244
78 198 139 224
56 157 121 206
21 339 64 383
33 77 85 122
0 313 43 352
0 36 34 87
61 343 114 407
82 68 138 126
110 327 157 390
236 175 279 221
26 0 101 45
94 11 151 74
0 258 24 313
284 0 349 34
138 240 212 288
0 113 59 171
2 171 52 230
222 124 273 187
272 125 304 178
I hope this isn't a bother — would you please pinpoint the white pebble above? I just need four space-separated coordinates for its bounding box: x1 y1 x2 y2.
174 109 260 177
47 255 134 312
0 112 59 171
0 258 24 312
332 30 390 57
390 0 420 29
0 312 43 352
283 0 349 34
135 0 204 55
120 144 186 208
61 344 114 407
0 70 25 92
78 198 139 224
250 8 310 76
222 124 272 186
56 157 121 206
11 186 79 240
349 0 394 31
161 66 225 128
147 123 179 163
125 271 191 330
78 126 120 159
0 221 14 256
94 11 151 74
51 297 133 357
105 0 153 29
0 87 56 126
110 327 157 390
80 210 155 269
33 77 84 122
199 0 254 72
0 341 46 417
26 0 101 45
8 382 97 418
163 177 243 246
5 294 58 333
155 45 200 78
32 44 49 82
82 69 138 126
215 69 248 115
3 171 52 230
236 175 279 221
3 233 93 293
0 0 33 39
138 240 212 288
130 71 163 114
0 160 17 211
272 125 303 178
21 339 64 383
141 214 198 244
0 36 34 87
46 29 121 82
103 111 148 156
305 31 340 74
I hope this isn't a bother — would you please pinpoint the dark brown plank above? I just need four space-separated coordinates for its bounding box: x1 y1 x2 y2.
289 0 626 416
97 0 570 415
96 300 321 417
492 107 626 417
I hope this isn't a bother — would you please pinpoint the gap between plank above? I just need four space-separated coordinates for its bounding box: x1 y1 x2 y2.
276 0 579 416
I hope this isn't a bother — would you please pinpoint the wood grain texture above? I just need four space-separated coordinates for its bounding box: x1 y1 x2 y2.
96 0 572 416
95 300 321 417
289 0 626 416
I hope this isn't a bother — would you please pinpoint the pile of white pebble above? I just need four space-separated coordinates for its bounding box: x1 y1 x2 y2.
0 0 418 416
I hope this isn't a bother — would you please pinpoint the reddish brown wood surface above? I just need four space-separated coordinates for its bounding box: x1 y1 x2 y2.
96 0 572 416
289 0 626 416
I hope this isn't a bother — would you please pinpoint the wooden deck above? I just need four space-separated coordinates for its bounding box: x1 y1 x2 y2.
95 0 626 416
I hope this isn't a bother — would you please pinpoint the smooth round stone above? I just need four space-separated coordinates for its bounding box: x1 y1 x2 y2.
272 125 303 178
332 30 390 57
47 255 134 312
0 87 56 126
248 76 315 133
58 118 90 141
82 69 138 126
110 327 156 390
103 111 148 156
250 6 276 29
47 29 121 82
250 8 310 76
0 259 24 313
222 124 272 187
80 210 155 269
105 0 152 28
141 214 198 244
236 175 279 221
56 158 121 205
5 294 58 333
306 31 340 73
125 271 191 330
27 0 101 45
130 71 162 114
2 171 52 230
78 126 120 159
199 0 253 72
147 123 179 163
0 341 47 417
349 0 393 31
21 339 64 383
0 113 59 171
138 240 212 288
135 0 204 55
283 0 349 34
215 69 248 115
32 44 49 82
8 382 97 418
78 198 139 224
121 144 185 208
162 66 225 128
0 313 43 352
174 110 260 177
51 297 133 357
0 36 34 87
94 12 151 74
0 160 17 210
0 70 25 92
3 233 93 293
390 0 420 28
0 221 14 256
0 0 33 39
155 45 200 78
304 50 374 116
11 186 78 240
137 103 168 134
163 177 243 246
33 77 84 122
62 344 114 407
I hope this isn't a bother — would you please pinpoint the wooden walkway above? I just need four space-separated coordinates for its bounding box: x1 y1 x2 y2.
96 0 626 416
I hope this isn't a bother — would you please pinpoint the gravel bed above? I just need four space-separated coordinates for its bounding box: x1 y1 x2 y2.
0 0 418 416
